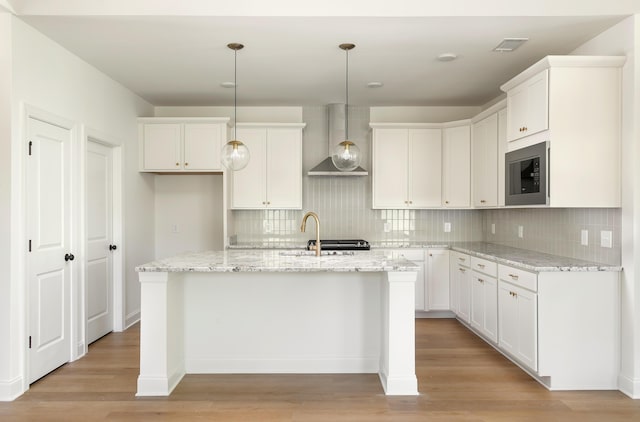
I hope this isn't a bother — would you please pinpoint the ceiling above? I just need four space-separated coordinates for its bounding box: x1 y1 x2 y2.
12 2 633 107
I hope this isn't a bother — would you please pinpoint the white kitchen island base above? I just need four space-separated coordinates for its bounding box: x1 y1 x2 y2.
136 268 418 397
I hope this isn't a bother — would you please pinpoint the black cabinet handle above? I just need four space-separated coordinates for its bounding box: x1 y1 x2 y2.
109 244 117 251
64 253 75 262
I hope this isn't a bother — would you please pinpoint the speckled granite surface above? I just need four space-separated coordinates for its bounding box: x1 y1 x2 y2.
136 249 420 273
226 241 622 272
448 242 622 272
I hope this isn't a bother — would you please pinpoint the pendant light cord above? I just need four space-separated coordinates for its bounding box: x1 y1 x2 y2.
234 47 237 141
345 47 349 140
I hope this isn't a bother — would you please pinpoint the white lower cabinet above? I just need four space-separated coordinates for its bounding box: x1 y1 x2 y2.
450 252 471 322
471 272 498 343
426 249 450 311
498 278 537 371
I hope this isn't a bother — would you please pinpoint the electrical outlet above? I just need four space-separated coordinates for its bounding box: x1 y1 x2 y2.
444 222 451 233
383 222 391 233
263 221 273 233
172 224 179 233
600 230 613 248
491 223 496 235
518 225 524 238
581 229 589 246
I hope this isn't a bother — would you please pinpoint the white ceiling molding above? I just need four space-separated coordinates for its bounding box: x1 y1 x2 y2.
0 0 17 14
14 0 640 17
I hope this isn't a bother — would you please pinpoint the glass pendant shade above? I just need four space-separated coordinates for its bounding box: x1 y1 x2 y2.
331 140 361 172
221 140 250 171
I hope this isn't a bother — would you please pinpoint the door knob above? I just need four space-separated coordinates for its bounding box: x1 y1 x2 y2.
64 253 75 262
109 244 117 251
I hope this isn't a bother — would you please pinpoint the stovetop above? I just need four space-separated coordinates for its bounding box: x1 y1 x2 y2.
306 239 370 251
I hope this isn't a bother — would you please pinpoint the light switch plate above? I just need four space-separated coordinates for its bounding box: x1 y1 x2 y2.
581 229 589 246
518 225 524 238
444 222 451 233
601 230 613 248
491 223 496 235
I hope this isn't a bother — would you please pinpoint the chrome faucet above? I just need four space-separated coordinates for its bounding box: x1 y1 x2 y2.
300 211 321 256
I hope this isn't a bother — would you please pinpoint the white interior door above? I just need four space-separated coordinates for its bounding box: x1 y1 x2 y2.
86 140 114 344
27 117 72 383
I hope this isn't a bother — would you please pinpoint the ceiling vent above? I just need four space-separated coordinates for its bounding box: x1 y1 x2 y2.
493 38 529 52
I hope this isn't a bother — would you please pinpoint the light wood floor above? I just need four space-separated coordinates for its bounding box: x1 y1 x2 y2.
2 318 639 421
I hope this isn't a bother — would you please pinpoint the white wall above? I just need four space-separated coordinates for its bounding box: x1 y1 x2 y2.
572 15 640 398
1 16 154 399
154 175 224 259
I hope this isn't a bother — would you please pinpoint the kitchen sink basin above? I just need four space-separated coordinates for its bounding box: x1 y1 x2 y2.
279 250 356 257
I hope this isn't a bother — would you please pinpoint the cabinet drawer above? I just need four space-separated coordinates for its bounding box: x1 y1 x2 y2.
471 256 497 277
499 265 537 292
451 251 470 268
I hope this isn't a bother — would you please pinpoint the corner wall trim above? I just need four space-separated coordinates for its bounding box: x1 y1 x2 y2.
618 374 640 399
125 311 141 330
0 376 25 401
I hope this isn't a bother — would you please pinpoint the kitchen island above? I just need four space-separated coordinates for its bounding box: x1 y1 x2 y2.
135 250 420 397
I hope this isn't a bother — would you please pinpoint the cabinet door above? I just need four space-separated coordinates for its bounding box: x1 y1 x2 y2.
426 249 450 310
515 287 538 371
443 125 471 207
143 124 182 170
498 281 518 356
266 128 302 209
506 69 549 142
372 129 409 208
183 123 223 171
458 266 471 323
483 276 498 343
470 273 484 331
409 129 442 208
472 113 498 207
231 128 267 208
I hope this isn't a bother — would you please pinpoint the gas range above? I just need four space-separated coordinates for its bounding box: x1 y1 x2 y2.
306 239 370 251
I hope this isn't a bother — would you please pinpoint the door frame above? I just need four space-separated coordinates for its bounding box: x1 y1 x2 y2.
81 128 125 355
22 105 79 387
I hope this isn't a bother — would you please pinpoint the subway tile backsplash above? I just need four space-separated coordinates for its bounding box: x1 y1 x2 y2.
228 105 621 265
482 208 621 265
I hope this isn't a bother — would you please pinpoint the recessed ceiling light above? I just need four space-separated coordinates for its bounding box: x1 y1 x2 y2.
493 38 529 52
220 81 236 88
367 82 384 88
437 53 458 62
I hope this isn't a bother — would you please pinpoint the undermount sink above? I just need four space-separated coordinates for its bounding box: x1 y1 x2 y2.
279 250 356 257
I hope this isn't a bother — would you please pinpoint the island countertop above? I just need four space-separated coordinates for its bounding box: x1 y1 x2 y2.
135 249 420 273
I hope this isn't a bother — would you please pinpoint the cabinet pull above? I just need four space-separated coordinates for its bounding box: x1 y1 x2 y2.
429 253 433 257
478 278 484 283
445 200 449 204
175 162 179 166
480 200 486 204
409 200 413 204
458 257 466 262
267 201 271 205
459 268 466 273
509 291 518 297
185 162 189 166
508 273 519 280
477 263 485 269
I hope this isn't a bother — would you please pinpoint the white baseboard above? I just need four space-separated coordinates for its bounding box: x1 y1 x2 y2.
618 373 640 399
0 376 25 401
185 357 380 374
125 310 140 329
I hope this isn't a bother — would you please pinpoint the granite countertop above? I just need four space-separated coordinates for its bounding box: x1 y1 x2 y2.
136 249 420 273
448 242 621 272
226 241 621 273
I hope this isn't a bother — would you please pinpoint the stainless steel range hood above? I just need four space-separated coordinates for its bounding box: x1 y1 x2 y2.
308 104 368 176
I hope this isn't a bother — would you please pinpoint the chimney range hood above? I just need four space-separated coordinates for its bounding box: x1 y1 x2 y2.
308 104 368 176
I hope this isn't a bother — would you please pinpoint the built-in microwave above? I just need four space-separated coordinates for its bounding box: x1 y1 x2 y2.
505 141 549 206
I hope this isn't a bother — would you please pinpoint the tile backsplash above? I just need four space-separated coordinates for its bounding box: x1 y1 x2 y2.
482 208 621 265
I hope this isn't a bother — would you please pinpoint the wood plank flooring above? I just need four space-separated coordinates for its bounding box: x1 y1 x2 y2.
2 318 639 421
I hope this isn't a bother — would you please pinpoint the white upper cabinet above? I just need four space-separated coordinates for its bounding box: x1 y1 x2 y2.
371 125 442 209
442 123 471 208
138 118 229 172
230 123 305 210
506 69 549 142
501 56 625 207
472 113 499 207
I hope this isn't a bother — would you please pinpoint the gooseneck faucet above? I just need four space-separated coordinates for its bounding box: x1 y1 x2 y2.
300 211 321 256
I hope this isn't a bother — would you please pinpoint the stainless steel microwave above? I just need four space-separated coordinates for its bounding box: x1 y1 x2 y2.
505 141 549 206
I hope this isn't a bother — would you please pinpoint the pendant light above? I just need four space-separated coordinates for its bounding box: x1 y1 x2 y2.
221 43 250 171
331 43 362 172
